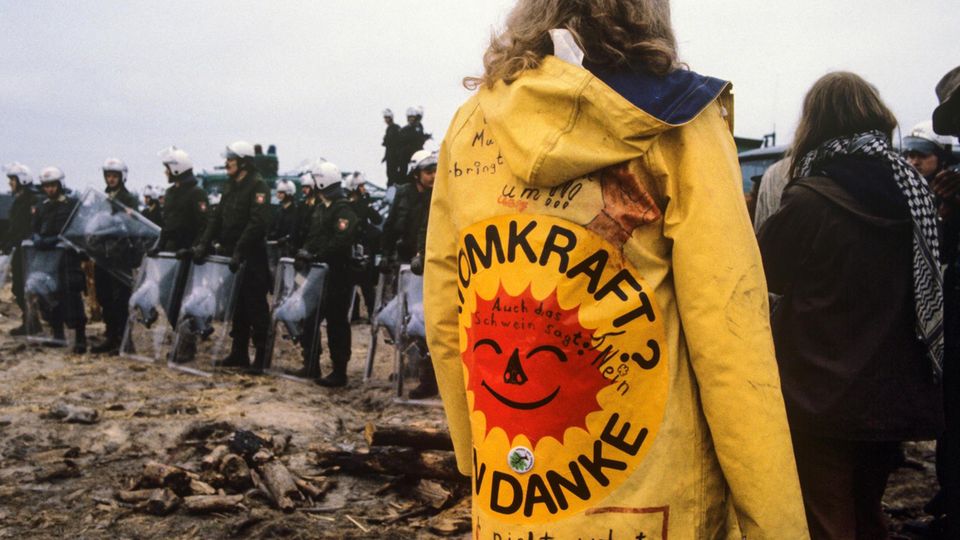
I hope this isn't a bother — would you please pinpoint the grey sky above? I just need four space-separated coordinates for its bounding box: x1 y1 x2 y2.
1 0 956 194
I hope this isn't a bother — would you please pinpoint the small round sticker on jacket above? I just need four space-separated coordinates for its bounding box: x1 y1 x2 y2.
507 446 534 474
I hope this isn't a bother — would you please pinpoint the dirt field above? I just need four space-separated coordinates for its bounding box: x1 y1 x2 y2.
0 292 943 539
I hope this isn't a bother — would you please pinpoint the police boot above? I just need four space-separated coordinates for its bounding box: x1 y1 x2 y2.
248 343 267 375
91 333 121 355
44 323 67 348
215 340 250 369
315 358 347 388
73 327 87 355
10 312 35 336
408 365 439 400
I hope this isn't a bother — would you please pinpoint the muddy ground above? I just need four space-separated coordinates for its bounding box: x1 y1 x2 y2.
0 292 944 539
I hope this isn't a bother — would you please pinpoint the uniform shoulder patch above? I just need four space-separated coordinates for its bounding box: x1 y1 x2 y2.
255 193 266 205
199 201 207 212
337 218 350 231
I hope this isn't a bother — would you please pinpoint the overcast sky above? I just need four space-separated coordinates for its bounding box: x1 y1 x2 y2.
1 0 956 194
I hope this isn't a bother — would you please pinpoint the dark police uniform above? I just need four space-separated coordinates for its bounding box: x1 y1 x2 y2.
157 175 207 252
92 185 139 352
142 200 163 228
194 170 271 367
382 121 403 186
382 183 431 263
269 199 300 258
32 194 86 346
300 189 359 384
349 192 382 319
3 185 38 322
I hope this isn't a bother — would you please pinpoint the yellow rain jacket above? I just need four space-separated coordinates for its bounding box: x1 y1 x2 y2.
424 55 808 539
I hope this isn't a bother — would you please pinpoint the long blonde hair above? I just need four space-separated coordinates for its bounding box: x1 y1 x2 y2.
464 0 679 90
790 72 898 177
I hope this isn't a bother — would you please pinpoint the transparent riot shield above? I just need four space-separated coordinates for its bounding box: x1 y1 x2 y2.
168 255 241 375
264 258 328 381
60 188 160 287
0 248 13 287
367 265 428 397
120 253 188 363
364 262 399 382
22 240 69 347
266 240 281 288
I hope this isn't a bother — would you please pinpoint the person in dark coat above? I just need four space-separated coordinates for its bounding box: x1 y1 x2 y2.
268 179 299 258
141 185 163 227
394 107 431 185
382 150 435 266
927 65 960 538
3 163 40 336
32 167 87 353
91 158 140 354
295 162 359 387
381 109 404 186
192 141 271 372
344 172 381 321
758 72 945 539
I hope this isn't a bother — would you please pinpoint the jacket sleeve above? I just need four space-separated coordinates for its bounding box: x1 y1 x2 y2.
657 101 809 537
235 181 271 259
382 187 411 255
315 205 359 262
423 138 473 475
196 196 221 250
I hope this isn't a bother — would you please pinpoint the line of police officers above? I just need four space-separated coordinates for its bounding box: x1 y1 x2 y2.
2 141 437 393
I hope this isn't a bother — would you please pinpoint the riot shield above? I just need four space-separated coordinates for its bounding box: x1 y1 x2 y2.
264 258 328 381
266 240 281 287
120 253 188 363
368 265 427 396
168 255 241 375
0 248 12 287
363 263 398 381
60 188 160 287
22 240 69 346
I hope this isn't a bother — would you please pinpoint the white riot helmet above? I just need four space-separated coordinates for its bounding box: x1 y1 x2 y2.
344 171 365 191
276 179 296 196
382 108 393 118
102 157 128 183
39 166 66 189
309 161 342 192
222 140 256 160
406 106 418 118
408 149 438 174
903 121 954 158
158 146 194 177
143 185 160 200
5 162 33 186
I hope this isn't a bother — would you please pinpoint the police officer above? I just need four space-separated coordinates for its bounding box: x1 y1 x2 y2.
382 150 436 266
192 141 271 371
3 163 39 336
269 179 299 258
344 172 382 320
153 147 207 254
381 109 404 186
296 161 359 387
32 167 87 353
141 185 163 227
394 106 431 184
90 158 139 354
296 163 320 252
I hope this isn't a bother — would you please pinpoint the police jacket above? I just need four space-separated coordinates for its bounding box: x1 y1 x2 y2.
159 175 207 252
269 200 300 244
142 202 163 228
424 55 807 537
296 197 319 251
196 170 270 260
33 194 77 239
382 123 401 163
303 192 358 267
3 187 37 252
383 183 430 262
396 123 430 175
106 184 138 210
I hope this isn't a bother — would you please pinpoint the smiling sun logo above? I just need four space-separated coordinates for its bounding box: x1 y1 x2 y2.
465 284 609 446
457 214 669 524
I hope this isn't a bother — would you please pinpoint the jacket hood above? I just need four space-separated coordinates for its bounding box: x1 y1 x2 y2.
475 55 730 187
798 156 910 228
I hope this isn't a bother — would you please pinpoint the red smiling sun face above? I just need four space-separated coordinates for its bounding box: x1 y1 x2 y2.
464 285 611 446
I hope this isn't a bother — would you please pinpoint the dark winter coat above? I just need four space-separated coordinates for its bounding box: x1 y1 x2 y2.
395 123 430 181
382 183 430 262
269 200 300 243
302 193 358 269
106 184 138 210
758 156 944 441
142 202 163 227
3 187 37 252
196 171 271 260
158 176 207 252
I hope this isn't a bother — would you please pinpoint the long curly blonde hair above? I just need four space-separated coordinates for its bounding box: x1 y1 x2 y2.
464 0 679 90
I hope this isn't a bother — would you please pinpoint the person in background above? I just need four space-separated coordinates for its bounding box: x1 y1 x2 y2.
32 167 87 354
296 164 320 253
927 65 960 539
381 109 404 186
192 141 271 372
404 152 437 400
295 162 358 387
394 106 430 184
344 172 382 321
902 121 955 183
752 157 792 232
382 150 436 269
269 179 300 258
90 158 139 355
3 163 39 336
424 0 807 536
758 72 944 539
141 185 163 227
153 147 207 254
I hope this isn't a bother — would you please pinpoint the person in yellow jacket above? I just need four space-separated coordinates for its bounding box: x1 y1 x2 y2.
423 1 809 538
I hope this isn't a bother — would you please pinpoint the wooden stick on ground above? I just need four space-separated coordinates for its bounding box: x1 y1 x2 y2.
364 423 453 451
258 461 300 513
182 494 245 514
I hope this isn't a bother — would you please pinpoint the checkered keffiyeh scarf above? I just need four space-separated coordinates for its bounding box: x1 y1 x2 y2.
796 130 945 379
